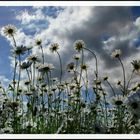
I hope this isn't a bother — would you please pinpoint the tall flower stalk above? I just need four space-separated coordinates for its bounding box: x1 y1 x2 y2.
35 39 45 64
111 49 126 96
50 43 63 83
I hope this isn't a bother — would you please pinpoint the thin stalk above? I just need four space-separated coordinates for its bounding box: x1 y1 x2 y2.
26 68 31 83
118 57 126 96
33 62 36 86
79 49 84 85
106 80 116 96
11 35 17 101
17 54 21 98
11 35 17 48
13 57 17 101
56 51 63 83
84 47 98 78
126 70 134 93
85 69 89 103
103 95 108 128
40 45 44 64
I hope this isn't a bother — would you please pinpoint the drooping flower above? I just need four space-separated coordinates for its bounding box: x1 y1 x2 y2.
1 24 17 37
111 49 121 58
74 40 85 52
49 43 59 53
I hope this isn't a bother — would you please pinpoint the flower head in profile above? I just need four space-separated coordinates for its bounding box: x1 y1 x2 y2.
103 76 108 81
111 49 121 58
13 45 27 56
117 80 122 86
38 63 55 73
24 80 31 86
20 60 32 69
74 40 85 52
49 43 59 53
111 95 124 106
94 79 101 85
73 54 80 61
1 24 17 37
131 60 140 74
28 55 40 63
35 39 42 46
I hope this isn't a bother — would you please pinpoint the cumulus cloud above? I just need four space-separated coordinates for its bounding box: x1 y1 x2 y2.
0 75 10 88
4 6 140 93
16 9 45 24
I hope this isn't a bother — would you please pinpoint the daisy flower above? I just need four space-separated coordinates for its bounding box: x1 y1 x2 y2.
27 55 40 63
111 49 121 58
131 60 140 74
49 43 59 53
73 40 85 52
1 24 17 37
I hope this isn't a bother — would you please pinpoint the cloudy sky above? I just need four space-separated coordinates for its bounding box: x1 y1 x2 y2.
0 6 140 89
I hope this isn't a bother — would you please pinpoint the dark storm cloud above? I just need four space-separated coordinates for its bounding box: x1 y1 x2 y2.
31 6 139 80
58 7 134 70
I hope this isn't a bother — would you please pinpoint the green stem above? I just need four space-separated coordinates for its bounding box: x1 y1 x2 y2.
126 70 134 93
17 54 21 98
40 45 44 64
79 49 84 85
84 47 98 78
118 57 126 96
57 51 63 83
106 80 116 96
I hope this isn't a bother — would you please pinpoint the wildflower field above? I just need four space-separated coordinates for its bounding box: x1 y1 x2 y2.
0 7 140 134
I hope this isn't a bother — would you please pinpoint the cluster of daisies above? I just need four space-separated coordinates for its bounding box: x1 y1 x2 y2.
0 24 140 134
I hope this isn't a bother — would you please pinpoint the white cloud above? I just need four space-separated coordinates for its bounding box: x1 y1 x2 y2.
16 9 45 24
3 6 140 95
0 75 10 88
